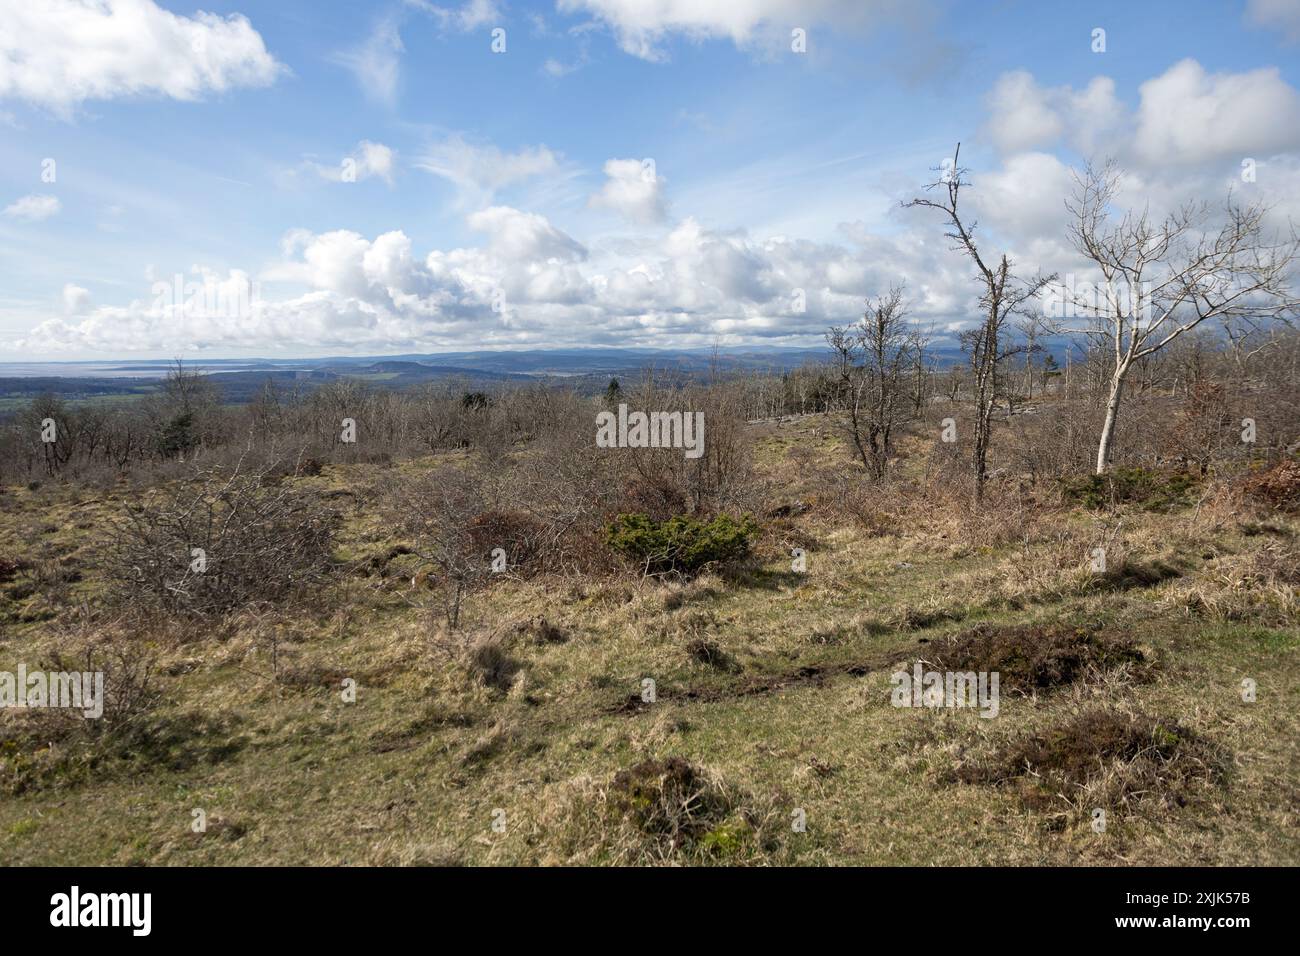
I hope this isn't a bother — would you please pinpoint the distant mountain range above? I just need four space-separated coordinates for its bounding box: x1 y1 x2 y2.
0 347 845 405
0 340 1078 408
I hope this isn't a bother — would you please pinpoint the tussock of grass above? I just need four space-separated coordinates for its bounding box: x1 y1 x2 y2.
544 757 790 864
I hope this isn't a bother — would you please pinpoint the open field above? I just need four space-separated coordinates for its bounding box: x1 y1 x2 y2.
2 408 1296 866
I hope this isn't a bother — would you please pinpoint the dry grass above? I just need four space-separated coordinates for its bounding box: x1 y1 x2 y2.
0 414 1297 865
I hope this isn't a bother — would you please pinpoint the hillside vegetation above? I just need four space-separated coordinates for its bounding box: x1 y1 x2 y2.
1 342 1296 865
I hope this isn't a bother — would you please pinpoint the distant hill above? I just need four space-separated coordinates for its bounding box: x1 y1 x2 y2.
0 342 1018 411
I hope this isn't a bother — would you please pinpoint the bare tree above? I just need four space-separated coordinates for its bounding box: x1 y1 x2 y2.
1062 161 1299 474
1014 311 1044 405
906 144 1055 495
389 465 495 631
827 287 919 479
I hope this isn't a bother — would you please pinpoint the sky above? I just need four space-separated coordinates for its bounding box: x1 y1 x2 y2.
1 0 1298 360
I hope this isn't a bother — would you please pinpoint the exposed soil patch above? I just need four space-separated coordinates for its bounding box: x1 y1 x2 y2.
606 647 912 714
367 705 478 754
921 623 1150 693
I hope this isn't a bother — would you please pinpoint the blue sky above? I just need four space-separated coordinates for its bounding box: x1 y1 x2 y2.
1 0 1298 359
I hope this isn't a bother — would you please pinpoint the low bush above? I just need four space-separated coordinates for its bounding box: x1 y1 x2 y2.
1060 466 1198 511
603 512 758 575
105 463 339 617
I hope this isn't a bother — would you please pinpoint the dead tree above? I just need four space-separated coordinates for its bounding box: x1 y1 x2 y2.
827 286 919 479
906 144 1055 496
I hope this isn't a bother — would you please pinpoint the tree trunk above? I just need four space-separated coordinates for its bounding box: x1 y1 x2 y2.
1094 367 1128 475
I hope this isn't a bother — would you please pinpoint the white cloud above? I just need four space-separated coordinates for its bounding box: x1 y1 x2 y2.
405 0 501 31
542 56 583 78
312 141 396 184
556 0 899 61
1246 0 1300 42
1133 59 1300 165
12 204 985 353
985 60 1300 168
1066 77 1126 156
0 0 282 113
17 55 1300 356
415 136 562 200
467 206 588 262
969 152 1075 242
3 194 61 220
333 17 404 105
62 283 90 314
984 71 1063 154
984 72 1123 156
589 158 668 224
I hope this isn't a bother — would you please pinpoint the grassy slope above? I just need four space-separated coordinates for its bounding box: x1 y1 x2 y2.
0 416 1296 865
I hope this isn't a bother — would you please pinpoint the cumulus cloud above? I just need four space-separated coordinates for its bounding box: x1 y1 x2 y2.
1133 59 1300 165
0 0 282 113
589 158 668 223
969 152 1075 243
62 283 90 314
17 57 1300 356
984 60 1300 168
16 204 984 352
984 72 1123 156
983 71 1064 153
466 206 585 262
3 194 60 220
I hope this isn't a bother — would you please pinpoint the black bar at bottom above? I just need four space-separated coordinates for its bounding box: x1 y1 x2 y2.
0 865 1280 940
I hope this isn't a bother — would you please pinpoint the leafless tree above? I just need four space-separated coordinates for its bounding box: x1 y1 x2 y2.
827 286 919 479
1061 160 1299 474
906 144 1055 495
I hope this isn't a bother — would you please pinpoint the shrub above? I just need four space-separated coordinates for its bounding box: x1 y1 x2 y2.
155 411 200 459
603 512 758 575
1060 466 1198 511
465 509 546 571
105 463 339 617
